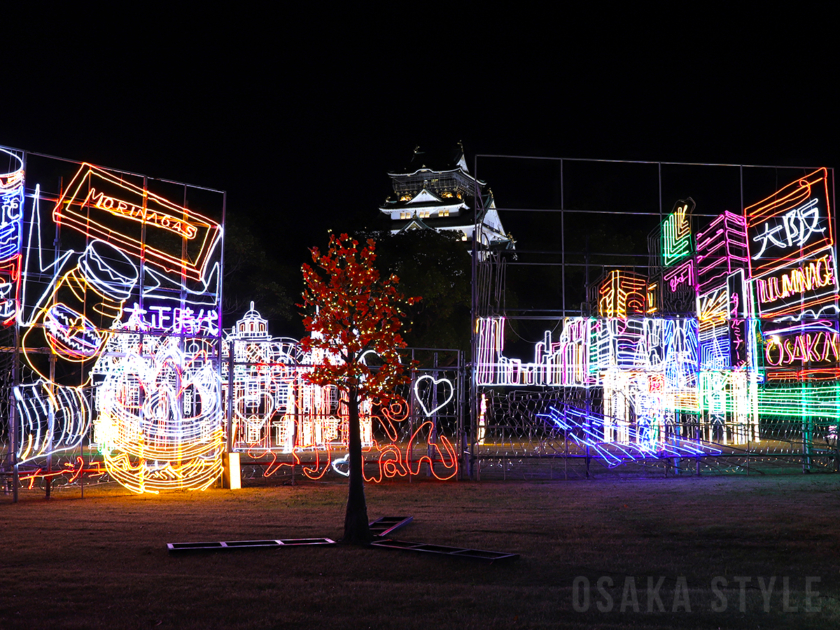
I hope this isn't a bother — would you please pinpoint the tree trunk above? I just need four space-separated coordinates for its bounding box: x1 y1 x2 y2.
343 385 372 544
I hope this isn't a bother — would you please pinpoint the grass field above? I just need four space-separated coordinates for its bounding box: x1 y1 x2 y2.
1 474 838 629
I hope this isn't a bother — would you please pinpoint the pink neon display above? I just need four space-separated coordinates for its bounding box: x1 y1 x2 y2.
695 211 749 295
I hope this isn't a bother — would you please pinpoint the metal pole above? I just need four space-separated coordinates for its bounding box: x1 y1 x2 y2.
470 155 480 481
585 395 591 479
226 340 235 457
409 348 415 482
658 162 663 222
427 352 438 477
218 191 227 463
10 150 26 502
46 174 63 500
561 158 565 317
11 323 19 502
138 176 147 491
460 350 465 481
564 420 568 481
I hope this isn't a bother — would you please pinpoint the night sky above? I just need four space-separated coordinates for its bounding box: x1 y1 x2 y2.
3 7 836 330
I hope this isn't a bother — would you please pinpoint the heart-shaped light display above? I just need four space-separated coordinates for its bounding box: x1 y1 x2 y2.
331 454 350 477
413 375 455 417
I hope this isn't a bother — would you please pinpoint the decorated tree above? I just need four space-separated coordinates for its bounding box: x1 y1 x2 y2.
300 233 419 544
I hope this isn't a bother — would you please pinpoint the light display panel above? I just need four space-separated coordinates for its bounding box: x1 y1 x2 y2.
4 149 836 491
0 148 24 325
745 168 833 278
753 249 838 319
476 169 837 466
5 149 226 494
662 199 693 267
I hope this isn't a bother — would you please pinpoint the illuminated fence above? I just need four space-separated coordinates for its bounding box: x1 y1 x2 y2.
468 157 839 479
222 320 465 483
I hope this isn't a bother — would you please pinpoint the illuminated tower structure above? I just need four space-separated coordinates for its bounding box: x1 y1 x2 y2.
592 270 649 442
378 143 514 254
646 199 696 317
694 209 758 442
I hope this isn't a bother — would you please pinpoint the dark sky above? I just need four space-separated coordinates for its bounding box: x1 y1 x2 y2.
3 7 837 273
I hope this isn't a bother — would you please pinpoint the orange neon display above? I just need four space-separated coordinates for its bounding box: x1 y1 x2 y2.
52 163 221 282
745 168 833 279
598 270 647 319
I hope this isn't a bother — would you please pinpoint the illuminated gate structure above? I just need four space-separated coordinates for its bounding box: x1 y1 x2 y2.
471 160 839 478
0 144 462 497
221 305 461 483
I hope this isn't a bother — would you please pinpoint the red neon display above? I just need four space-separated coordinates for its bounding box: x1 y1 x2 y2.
52 164 221 282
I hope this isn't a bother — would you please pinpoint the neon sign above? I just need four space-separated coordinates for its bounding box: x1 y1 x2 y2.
93 330 224 494
745 168 833 278
695 211 749 295
414 375 455 416
0 148 24 325
124 303 219 335
53 163 221 282
538 405 721 468
475 316 595 387
14 381 90 465
662 199 693 266
598 270 646 319
764 329 840 368
663 259 695 293
0 149 24 260
754 250 838 318
90 188 198 238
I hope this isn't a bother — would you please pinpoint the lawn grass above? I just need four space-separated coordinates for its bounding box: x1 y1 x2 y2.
1 474 838 629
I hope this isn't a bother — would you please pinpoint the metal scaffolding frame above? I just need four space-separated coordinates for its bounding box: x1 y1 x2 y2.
468 154 839 480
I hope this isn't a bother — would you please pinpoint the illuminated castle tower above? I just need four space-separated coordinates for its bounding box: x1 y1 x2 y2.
378 143 514 253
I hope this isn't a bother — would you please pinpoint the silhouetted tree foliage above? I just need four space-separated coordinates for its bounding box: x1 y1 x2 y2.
223 213 295 329
366 230 471 358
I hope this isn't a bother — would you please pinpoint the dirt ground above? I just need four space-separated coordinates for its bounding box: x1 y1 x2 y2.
1 474 838 629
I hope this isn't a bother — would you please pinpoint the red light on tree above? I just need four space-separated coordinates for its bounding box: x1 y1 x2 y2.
300 233 419 544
